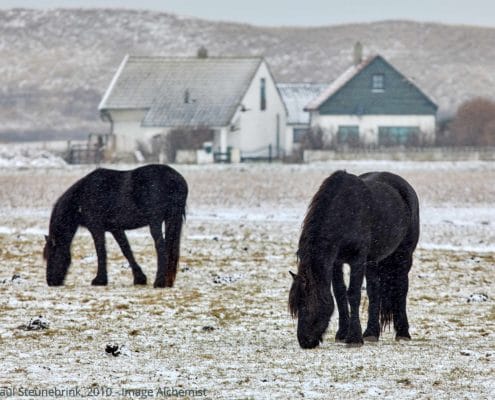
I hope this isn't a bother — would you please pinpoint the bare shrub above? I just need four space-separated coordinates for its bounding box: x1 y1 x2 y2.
449 97 495 146
164 127 214 162
300 126 325 150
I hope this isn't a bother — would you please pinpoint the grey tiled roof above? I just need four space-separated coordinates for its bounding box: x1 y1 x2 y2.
277 83 328 125
100 56 263 127
305 56 377 111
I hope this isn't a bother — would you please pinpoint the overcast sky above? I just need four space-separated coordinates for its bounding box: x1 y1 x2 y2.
1 0 493 27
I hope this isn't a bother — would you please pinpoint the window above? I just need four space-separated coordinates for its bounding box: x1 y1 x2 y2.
293 128 307 143
260 78 266 110
337 126 360 146
378 126 420 146
372 74 385 92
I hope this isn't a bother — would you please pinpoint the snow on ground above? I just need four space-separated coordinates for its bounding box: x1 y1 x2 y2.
0 145 67 169
0 160 494 399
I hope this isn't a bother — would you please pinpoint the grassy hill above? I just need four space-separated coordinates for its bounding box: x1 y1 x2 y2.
1 9 494 140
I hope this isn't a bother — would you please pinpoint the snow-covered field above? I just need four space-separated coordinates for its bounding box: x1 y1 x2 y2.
0 160 494 399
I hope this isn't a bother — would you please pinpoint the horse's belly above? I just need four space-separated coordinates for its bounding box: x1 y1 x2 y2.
368 226 408 261
105 215 148 231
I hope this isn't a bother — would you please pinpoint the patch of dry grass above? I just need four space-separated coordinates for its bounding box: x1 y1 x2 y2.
0 164 494 398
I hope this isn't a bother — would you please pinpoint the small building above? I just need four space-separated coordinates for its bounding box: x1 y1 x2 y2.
277 83 328 153
305 55 438 147
98 55 288 161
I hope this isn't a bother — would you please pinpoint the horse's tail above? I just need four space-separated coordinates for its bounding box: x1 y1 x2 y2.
164 200 187 287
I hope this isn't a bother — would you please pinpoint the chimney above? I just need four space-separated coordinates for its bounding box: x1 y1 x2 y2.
353 41 363 66
197 46 208 58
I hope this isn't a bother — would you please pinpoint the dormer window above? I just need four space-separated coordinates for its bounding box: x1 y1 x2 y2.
372 74 385 92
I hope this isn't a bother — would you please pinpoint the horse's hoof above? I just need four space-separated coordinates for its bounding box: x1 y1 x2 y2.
133 275 147 285
345 335 364 347
153 281 165 288
363 336 379 342
395 335 411 341
47 281 64 287
335 330 348 343
91 277 108 286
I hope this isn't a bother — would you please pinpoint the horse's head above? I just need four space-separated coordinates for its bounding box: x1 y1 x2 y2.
44 235 71 286
288 264 333 349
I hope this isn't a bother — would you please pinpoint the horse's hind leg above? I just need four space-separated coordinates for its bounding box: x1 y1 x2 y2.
363 261 380 342
89 229 108 286
111 230 147 285
393 251 413 341
332 263 349 342
150 221 168 288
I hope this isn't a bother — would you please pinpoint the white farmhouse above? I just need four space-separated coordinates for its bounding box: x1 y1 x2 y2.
98 55 288 161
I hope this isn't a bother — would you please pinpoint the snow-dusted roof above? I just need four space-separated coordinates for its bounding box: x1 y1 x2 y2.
305 56 377 111
277 83 328 125
99 56 263 127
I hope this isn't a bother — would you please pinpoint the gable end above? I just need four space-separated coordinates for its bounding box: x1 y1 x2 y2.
318 56 438 116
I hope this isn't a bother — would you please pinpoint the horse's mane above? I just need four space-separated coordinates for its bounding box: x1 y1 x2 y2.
289 171 349 318
298 170 348 264
49 178 84 240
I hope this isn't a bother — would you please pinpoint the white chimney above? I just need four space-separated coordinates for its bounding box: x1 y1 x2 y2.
353 41 363 65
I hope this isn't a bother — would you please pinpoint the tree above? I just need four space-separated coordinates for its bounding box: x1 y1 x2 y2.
300 126 325 150
449 97 495 146
164 126 213 162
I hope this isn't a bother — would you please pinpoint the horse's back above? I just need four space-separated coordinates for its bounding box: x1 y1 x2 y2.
360 172 418 209
359 171 419 229
81 164 187 203
130 164 188 209
359 171 420 257
77 164 187 230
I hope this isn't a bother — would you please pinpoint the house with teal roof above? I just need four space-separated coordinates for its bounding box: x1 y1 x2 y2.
305 54 438 147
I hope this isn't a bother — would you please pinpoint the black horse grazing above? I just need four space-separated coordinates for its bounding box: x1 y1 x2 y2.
44 164 188 288
289 170 419 349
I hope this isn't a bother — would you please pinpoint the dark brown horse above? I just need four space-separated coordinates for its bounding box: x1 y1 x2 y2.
44 164 188 288
289 170 419 348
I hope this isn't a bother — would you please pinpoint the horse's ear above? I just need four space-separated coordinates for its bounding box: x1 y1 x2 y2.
289 271 297 280
44 235 55 246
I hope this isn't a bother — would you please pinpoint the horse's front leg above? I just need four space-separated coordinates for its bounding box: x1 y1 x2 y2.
89 229 108 286
363 261 380 341
332 263 349 342
345 258 366 347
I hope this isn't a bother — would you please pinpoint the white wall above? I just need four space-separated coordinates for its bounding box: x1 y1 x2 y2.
109 109 169 152
228 61 288 157
108 61 289 158
311 113 436 144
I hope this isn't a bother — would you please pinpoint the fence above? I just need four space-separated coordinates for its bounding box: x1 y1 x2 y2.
240 144 274 163
303 146 495 163
66 144 104 164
